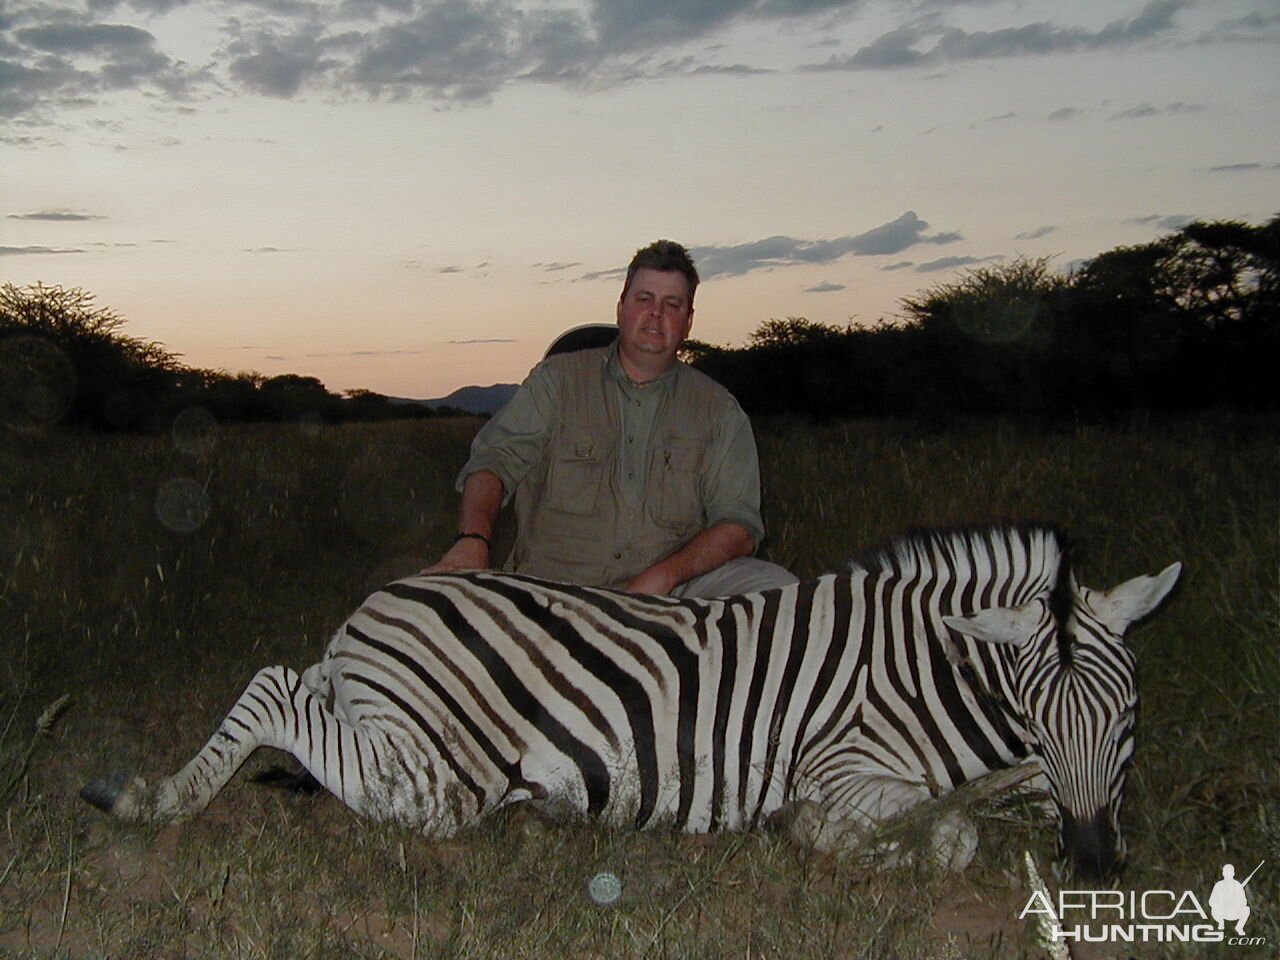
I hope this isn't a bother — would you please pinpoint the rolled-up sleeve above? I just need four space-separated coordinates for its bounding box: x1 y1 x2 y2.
456 362 559 504
699 400 766 549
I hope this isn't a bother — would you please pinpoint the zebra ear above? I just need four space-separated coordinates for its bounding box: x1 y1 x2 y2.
1092 562 1182 634
943 600 1045 648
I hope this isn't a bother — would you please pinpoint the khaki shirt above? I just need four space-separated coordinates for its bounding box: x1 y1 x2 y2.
458 344 765 588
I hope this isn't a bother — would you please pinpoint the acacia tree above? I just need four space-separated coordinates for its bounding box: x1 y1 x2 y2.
894 220 1279 417
896 256 1070 418
0 282 181 429
747 317 847 348
1162 218 1279 329
898 255 1068 348
2 283 123 337
1069 216 1279 410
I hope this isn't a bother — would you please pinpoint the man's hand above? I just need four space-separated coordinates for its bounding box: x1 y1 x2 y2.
623 522 755 595
623 566 680 596
421 536 490 574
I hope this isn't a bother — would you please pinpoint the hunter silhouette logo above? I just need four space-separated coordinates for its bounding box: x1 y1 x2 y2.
1018 858 1268 947
1209 861 1264 937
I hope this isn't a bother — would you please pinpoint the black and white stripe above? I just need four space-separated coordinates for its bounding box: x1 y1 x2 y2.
82 524 1179 878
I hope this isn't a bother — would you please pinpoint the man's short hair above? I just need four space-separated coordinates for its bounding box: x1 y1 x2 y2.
622 240 699 302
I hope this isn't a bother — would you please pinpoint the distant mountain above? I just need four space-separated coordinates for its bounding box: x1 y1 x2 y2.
397 383 518 415
401 325 614 415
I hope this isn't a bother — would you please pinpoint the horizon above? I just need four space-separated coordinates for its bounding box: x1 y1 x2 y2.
4 0 1277 398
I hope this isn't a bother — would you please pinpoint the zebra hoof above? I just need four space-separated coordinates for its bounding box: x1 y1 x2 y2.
80 771 148 819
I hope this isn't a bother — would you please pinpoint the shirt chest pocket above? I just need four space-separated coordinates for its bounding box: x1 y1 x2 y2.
544 433 612 516
653 435 706 527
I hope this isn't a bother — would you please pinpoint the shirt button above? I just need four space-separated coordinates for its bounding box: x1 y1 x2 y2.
613 552 623 560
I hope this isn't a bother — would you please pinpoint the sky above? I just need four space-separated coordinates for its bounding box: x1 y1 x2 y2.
3 0 1278 400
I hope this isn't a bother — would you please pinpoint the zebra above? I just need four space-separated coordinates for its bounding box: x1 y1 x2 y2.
81 523 1180 879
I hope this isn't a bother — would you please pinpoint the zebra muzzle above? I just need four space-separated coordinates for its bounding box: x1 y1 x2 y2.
1058 807 1122 882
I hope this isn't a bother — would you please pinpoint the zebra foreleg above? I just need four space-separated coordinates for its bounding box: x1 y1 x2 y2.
81 666 414 827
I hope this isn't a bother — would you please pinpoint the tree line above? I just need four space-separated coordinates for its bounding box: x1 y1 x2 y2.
1 216 1275 432
685 216 1278 422
0 284 456 432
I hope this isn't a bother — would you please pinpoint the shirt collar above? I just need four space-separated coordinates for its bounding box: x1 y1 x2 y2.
605 340 681 391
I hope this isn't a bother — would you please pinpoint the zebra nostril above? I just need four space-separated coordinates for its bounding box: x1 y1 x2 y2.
1059 808 1121 882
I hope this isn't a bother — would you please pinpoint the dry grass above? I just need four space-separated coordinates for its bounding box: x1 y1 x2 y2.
1 412 1276 959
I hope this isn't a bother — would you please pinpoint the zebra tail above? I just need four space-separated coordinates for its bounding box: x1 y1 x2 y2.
249 764 325 794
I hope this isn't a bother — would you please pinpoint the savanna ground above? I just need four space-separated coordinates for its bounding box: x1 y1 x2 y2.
1 412 1276 959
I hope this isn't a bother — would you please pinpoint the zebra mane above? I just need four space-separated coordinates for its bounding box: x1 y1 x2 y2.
849 522 1077 661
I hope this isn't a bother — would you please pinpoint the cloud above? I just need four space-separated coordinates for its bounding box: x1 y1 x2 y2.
17 22 155 56
3 15 201 120
686 62 772 77
1015 225 1057 240
586 0 855 55
515 6 601 83
916 254 1002 273
0 131 58 148
806 0 1189 72
1195 10 1280 44
210 2 610 104
1125 214 1196 230
1108 101 1204 120
8 210 106 222
577 266 627 284
262 348 431 360
1206 163 1274 173
0 245 85 256
804 281 846 293
688 211 961 279
306 349 429 357
0 0 848 121
1 0 1233 124
350 2 525 100
226 23 345 99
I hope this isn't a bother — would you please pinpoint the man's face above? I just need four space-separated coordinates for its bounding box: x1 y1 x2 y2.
616 268 694 367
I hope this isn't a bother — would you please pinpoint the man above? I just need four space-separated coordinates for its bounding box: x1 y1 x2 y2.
427 239 795 597
1209 863 1253 936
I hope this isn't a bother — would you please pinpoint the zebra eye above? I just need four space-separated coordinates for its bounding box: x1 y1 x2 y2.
1112 708 1136 737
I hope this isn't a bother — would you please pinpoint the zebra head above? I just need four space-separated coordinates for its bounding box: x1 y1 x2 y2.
945 560 1181 880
